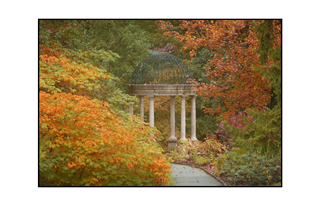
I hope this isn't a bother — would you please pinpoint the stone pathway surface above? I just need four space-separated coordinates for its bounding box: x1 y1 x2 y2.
171 163 223 186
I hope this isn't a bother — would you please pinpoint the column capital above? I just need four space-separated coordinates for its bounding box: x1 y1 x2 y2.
179 95 188 98
147 94 155 98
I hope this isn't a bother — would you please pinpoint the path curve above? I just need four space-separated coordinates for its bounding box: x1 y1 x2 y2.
171 163 224 186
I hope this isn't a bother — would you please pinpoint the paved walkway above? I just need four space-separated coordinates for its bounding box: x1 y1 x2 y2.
171 163 223 186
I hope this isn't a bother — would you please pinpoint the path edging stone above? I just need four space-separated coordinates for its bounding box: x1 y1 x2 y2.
171 161 228 186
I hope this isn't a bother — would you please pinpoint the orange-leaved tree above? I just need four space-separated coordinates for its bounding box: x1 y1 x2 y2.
160 20 281 122
39 45 173 186
160 20 281 155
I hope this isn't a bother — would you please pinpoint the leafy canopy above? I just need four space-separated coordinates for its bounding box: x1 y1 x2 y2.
160 20 281 155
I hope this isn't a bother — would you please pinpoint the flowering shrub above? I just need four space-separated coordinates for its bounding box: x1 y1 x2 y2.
209 112 252 150
211 123 232 149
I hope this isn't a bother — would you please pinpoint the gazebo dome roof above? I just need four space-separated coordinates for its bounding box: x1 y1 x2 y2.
131 52 192 84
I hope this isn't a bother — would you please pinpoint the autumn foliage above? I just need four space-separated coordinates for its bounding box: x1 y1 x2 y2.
160 20 281 121
39 45 173 186
39 19 281 186
160 20 281 156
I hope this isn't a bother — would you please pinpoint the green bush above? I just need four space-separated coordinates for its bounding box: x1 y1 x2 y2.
213 149 281 186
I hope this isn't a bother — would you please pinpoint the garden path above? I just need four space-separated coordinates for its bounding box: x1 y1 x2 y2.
170 163 224 186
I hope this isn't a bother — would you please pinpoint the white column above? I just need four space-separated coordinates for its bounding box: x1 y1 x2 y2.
180 95 187 141
169 96 177 141
191 95 197 141
129 103 134 116
148 95 154 127
139 96 144 120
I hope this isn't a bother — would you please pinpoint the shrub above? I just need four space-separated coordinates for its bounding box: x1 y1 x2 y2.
39 45 173 186
171 138 226 167
39 92 173 186
213 149 281 186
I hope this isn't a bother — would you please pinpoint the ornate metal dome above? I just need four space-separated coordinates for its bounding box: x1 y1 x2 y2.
131 52 192 84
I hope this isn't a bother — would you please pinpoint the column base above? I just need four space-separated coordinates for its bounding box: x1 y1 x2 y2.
190 136 198 141
177 138 187 144
167 138 177 152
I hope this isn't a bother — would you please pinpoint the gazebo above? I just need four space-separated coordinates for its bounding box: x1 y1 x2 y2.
127 52 197 151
